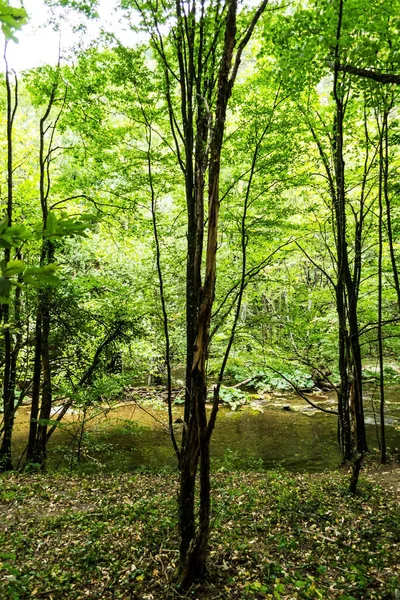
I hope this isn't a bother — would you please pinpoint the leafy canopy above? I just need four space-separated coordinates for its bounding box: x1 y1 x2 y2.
0 0 27 40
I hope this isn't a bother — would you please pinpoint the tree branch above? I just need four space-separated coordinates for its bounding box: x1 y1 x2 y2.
333 63 400 85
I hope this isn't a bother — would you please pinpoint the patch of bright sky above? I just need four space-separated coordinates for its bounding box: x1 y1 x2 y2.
6 0 271 72
7 0 139 72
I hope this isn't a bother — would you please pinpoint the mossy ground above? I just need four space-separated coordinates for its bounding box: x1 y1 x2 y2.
0 468 399 599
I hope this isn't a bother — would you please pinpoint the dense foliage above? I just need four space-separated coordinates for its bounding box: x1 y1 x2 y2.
0 0 400 592
0 469 399 599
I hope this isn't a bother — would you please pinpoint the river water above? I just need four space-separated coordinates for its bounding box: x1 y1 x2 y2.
11 387 400 473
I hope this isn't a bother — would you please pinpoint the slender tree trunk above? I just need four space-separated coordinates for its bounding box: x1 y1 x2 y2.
1 259 23 469
26 83 58 467
378 114 386 464
26 311 42 462
140 0 269 587
178 2 239 586
304 114 353 459
34 277 53 464
333 0 366 491
1 298 13 471
0 43 18 471
337 284 352 460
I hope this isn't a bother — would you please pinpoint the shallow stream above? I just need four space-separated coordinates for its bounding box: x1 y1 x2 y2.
11 387 400 473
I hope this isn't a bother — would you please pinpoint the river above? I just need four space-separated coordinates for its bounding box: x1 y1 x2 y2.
10 387 400 473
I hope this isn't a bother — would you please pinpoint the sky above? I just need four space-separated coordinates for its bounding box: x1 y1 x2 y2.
5 0 264 72
6 0 136 71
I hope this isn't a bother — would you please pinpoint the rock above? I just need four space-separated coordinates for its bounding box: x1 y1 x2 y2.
249 401 264 413
282 405 291 411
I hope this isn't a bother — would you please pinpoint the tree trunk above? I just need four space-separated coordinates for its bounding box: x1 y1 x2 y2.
0 44 18 472
26 311 42 463
378 113 386 464
26 82 58 467
140 0 269 587
34 288 53 464
336 285 352 460
333 0 366 489
177 1 239 584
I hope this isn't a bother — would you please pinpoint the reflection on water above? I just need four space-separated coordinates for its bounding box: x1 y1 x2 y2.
11 388 400 473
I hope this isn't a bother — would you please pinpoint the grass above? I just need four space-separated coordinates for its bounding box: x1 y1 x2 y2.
0 468 399 599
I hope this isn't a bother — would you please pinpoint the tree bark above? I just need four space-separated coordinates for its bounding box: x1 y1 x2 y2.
378 113 386 464
332 0 367 485
335 63 400 85
139 0 268 587
0 43 18 471
26 81 58 467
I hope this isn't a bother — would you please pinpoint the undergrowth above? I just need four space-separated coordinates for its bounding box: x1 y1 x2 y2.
0 470 398 599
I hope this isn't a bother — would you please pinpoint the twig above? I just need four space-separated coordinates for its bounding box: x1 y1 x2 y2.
265 366 338 415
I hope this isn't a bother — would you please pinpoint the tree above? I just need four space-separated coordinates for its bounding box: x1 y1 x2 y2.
125 0 269 586
0 41 19 470
0 2 28 468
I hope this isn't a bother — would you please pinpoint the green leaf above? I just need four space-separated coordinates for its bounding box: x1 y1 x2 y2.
4 259 25 276
23 272 60 287
24 263 59 277
22 275 40 288
0 217 8 234
0 1 28 41
0 276 12 301
7 223 33 241
0 552 16 560
45 212 58 235
37 274 60 286
0 235 12 249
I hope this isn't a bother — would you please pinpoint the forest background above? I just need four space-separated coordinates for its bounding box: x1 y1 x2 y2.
0 0 400 595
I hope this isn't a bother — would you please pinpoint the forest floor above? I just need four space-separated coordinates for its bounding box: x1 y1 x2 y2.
0 465 399 600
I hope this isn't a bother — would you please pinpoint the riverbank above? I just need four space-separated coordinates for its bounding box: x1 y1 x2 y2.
0 466 399 599
9 384 400 474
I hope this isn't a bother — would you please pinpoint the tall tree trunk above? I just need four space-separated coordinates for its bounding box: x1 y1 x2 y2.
33 259 53 465
26 310 42 463
139 0 269 587
333 0 366 490
26 82 58 467
1 257 23 469
177 1 239 586
0 43 18 471
304 114 353 459
378 113 386 464
336 284 352 460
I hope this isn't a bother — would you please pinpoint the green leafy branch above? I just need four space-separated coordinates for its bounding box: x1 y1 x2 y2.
0 0 28 41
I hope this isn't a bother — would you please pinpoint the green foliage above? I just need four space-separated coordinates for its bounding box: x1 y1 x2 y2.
0 470 398 598
212 448 264 472
217 386 248 411
0 220 33 249
363 365 400 385
0 258 60 304
0 0 27 41
43 211 96 239
224 365 315 393
252 369 315 393
23 462 42 473
44 0 99 18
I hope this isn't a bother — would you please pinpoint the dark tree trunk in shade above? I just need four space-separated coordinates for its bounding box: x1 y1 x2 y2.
0 44 18 471
26 81 58 467
332 0 367 491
